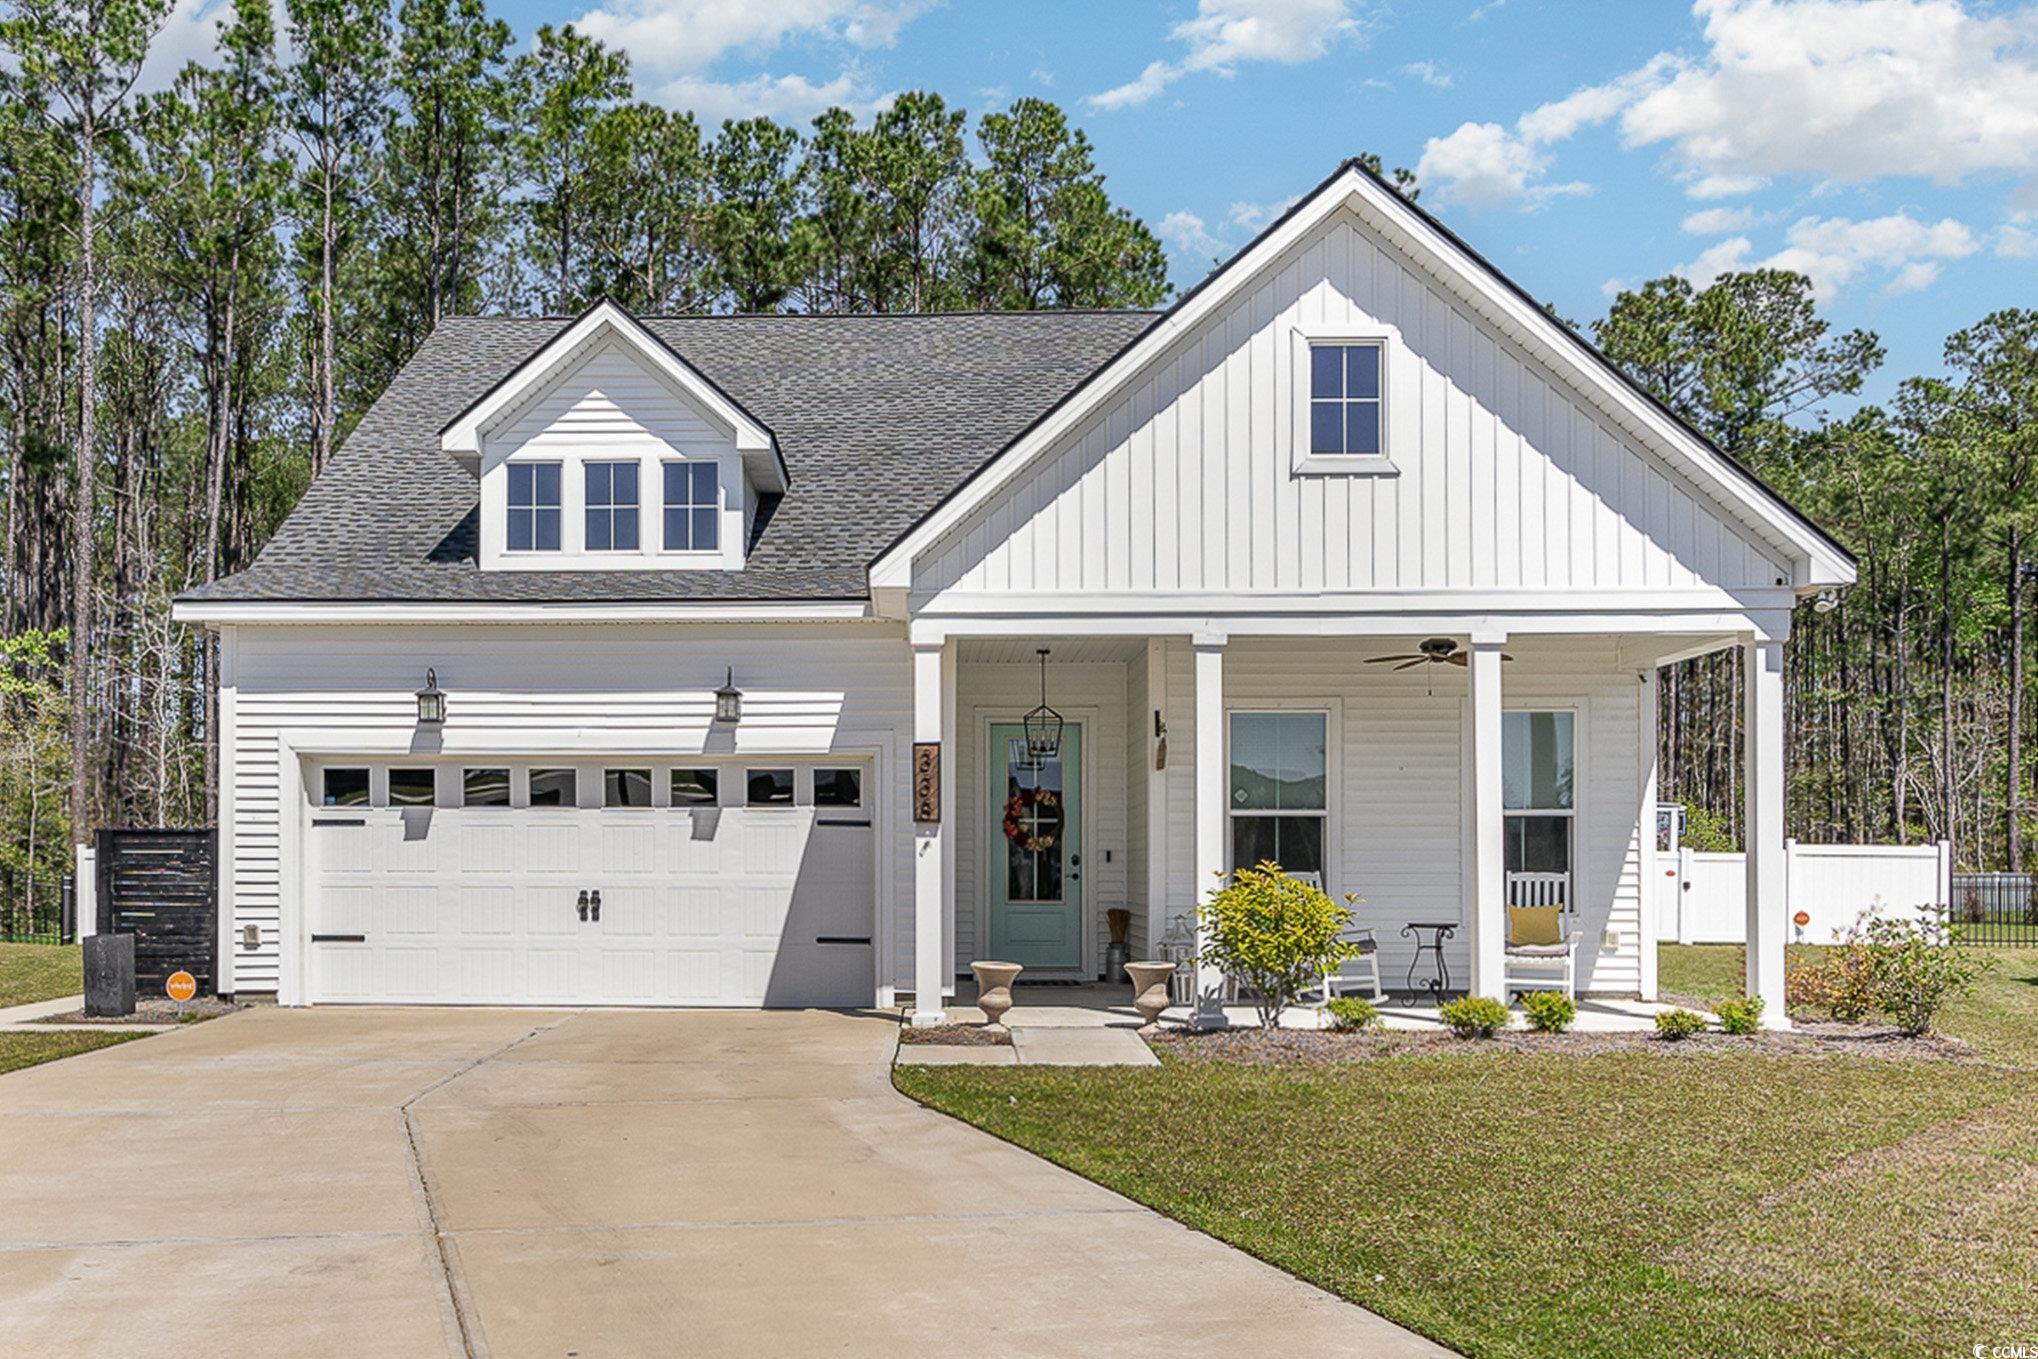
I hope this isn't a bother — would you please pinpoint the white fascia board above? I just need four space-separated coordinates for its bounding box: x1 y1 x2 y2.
869 164 1853 595
440 300 787 490
909 609 1792 644
170 599 874 627
909 586 1801 617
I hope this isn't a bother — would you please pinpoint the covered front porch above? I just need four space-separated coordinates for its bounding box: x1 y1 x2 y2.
904 624 1790 1030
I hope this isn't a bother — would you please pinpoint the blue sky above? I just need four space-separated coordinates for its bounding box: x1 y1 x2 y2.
150 0 2038 408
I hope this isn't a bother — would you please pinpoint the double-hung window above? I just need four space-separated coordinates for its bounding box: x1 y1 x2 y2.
506 463 561 552
1227 711 1328 879
1503 711 1574 902
1309 342 1383 456
663 461 718 552
585 461 639 551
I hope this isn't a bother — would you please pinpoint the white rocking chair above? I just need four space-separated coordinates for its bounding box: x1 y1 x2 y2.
1500 902 1577 999
1295 873 1385 1006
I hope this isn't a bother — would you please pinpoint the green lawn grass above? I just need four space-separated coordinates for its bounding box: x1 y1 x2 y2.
0 1030 142 1075
898 947 2038 1358
0 942 81 1008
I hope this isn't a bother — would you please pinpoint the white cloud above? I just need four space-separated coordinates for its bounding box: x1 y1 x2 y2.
1089 0 1363 110
1681 205 1759 233
1998 223 2038 259
1421 0 2038 209
651 69 875 126
574 0 922 119
136 0 237 94
1414 120 1591 208
1161 210 1228 260
1675 211 1979 298
1229 196 1299 231
1401 60 1453 89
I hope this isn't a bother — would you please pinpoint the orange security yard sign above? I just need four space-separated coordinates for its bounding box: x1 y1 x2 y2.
166 971 198 1003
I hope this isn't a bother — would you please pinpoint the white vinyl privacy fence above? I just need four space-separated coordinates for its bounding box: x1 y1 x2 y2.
1658 841 1952 945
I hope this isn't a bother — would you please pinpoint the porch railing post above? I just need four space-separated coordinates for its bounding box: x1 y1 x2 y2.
1743 635 1789 1028
1191 632 1229 1030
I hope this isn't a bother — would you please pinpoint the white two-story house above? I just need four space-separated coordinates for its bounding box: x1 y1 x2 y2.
174 161 1852 1026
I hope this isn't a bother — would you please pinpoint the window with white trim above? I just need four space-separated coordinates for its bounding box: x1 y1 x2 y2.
506 463 562 551
1309 342 1383 456
663 461 719 551
1228 711 1327 879
1503 711 1574 890
584 461 640 551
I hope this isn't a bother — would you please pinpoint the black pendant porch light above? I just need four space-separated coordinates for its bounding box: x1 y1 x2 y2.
1022 648 1064 765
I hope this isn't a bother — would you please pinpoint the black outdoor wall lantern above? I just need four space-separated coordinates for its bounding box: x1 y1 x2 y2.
415 668 446 726
715 667 743 724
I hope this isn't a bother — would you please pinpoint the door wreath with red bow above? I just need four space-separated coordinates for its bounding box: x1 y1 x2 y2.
1002 786 1065 853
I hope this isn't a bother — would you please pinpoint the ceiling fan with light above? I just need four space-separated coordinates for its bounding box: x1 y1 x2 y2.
1364 637 1513 670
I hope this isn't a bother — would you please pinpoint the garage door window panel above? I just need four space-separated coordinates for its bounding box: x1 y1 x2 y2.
814 768 861 808
463 768 511 806
530 768 577 807
389 768 438 807
322 767 369 807
671 768 719 805
748 769 794 806
605 768 652 807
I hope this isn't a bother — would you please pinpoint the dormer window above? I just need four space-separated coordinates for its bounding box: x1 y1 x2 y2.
506 463 562 552
663 461 719 552
585 462 639 551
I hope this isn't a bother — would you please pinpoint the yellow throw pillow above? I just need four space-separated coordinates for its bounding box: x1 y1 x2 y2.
1508 904 1563 947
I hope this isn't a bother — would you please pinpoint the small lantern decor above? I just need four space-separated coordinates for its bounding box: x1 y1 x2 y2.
415 668 446 726
1021 648 1063 765
714 667 742 724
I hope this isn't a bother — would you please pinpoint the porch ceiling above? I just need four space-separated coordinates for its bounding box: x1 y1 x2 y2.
958 637 1149 664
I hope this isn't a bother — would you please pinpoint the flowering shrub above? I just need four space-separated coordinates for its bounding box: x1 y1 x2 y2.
1196 863 1359 1029
1439 995 1511 1038
1520 991 1575 1033
1857 915 1992 1035
1785 938 1878 1021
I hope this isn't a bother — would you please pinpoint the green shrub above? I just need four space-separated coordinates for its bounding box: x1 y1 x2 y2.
1196 863 1359 1029
1714 995 1764 1035
1325 996 1380 1031
1439 995 1510 1038
1858 914 1993 1035
1680 805 1737 852
1520 991 1575 1033
1786 938 1878 1021
1655 1008 1707 1041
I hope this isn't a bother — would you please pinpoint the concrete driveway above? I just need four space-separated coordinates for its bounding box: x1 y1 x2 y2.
0 1007 1447 1357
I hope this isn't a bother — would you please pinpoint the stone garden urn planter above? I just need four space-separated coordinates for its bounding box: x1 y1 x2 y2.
1123 960 1177 1033
971 961 1024 1029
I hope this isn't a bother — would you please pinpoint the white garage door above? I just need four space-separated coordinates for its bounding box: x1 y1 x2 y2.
303 761 875 1007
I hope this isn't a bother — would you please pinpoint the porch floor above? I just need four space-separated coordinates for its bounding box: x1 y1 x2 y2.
943 979 1699 1033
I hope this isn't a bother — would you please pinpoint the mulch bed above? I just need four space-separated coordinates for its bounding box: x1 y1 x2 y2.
37 997 242 1025
898 1023 1013 1046
1147 1021 1981 1066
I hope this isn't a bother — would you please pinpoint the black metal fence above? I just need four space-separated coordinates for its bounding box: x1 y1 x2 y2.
0 867 69 944
1947 874 2038 948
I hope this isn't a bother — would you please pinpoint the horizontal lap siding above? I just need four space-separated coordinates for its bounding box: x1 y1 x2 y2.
227 622 915 995
915 214 1791 601
954 662 1127 975
1167 638 1646 995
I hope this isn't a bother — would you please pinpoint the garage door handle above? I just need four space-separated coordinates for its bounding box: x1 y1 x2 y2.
310 933 366 944
816 936 871 946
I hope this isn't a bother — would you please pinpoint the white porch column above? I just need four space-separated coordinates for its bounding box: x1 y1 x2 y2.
1191 632 1229 1029
909 637 956 1028
1465 634 1507 1002
1743 636 1789 1027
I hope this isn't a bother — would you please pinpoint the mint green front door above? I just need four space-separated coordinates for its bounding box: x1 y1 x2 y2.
988 723 1083 971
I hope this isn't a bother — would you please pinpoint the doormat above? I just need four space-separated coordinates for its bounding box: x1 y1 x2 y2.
1014 978 1084 987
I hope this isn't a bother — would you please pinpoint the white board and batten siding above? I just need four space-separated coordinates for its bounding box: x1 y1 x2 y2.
222 621 916 1000
912 210 1793 605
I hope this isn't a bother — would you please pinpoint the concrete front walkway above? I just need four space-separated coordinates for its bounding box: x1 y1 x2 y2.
0 1005 1449 1358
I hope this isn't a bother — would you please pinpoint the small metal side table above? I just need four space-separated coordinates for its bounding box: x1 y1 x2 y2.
1400 920 1459 1003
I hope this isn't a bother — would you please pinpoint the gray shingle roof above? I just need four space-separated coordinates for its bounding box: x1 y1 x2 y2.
185 311 1157 603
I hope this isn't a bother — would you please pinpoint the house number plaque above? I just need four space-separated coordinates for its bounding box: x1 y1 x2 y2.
913 742 941 822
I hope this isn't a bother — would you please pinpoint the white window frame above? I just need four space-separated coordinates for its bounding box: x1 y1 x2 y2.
660 459 722 555
1290 325 1399 477
1502 705 1581 909
583 460 641 554
504 460 564 553
1224 706 1338 886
